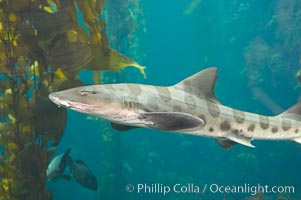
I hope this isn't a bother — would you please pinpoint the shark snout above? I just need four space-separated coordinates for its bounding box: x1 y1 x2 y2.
49 93 72 108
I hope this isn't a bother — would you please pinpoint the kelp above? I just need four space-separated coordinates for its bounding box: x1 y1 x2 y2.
0 0 145 199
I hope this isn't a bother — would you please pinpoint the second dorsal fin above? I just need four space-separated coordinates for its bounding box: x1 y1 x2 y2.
279 102 301 120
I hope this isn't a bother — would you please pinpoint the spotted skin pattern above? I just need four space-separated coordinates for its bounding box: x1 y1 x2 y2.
49 68 301 149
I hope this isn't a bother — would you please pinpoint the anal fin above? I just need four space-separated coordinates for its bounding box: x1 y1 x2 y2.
215 138 238 150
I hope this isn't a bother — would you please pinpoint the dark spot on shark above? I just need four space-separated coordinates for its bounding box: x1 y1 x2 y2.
259 116 269 129
260 123 269 129
220 121 231 131
183 84 193 93
231 129 244 137
207 102 220 118
233 109 245 123
295 129 299 133
282 119 292 131
209 127 214 132
235 129 243 136
127 84 142 96
247 124 255 132
184 93 197 110
271 127 278 133
156 87 171 103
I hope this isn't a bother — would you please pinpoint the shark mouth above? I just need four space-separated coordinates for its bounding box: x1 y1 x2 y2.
49 94 72 108
49 94 98 113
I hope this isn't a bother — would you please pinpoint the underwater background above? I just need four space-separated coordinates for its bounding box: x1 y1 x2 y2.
1 0 299 199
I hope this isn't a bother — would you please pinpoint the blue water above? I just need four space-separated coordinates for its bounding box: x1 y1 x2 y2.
48 0 301 199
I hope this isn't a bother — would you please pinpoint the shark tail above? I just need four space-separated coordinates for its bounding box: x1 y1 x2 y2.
279 102 301 144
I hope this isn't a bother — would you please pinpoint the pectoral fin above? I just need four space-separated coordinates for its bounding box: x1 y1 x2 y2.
111 122 139 132
139 112 204 131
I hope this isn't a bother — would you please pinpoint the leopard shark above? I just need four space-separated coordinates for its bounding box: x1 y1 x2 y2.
49 67 301 149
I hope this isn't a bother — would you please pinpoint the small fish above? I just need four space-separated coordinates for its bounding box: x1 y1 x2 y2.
70 160 98 191
46 148 72 180
47 148 98 191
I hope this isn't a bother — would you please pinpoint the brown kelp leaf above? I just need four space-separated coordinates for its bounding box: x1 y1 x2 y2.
13 143 48 184
28 10 73 43
13 34 40 55
86 46 146 78
31 96 67 146
65 3 90 42
95 0 105 13
0 43 8 75
16 95 34 122
57 79 85 90
92 71 102 84
45 34 93 72
56 0 74 9
3 0 33 11
85 45 109 70
108 49 146 77
76 0 99 22
76 0 109 47
0 122 13 132
6 142 19 155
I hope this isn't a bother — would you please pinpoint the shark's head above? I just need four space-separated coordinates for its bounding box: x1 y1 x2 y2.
49 85 124 119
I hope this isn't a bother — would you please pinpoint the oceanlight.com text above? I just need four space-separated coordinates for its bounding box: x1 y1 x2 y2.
125 183 295 196
209 183 295 196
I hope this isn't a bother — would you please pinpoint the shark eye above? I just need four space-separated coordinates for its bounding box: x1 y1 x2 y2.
80 90 89 96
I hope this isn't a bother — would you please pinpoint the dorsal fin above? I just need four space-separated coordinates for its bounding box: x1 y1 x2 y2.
279 102 301 120
174 67 219 103
63 148 73 166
